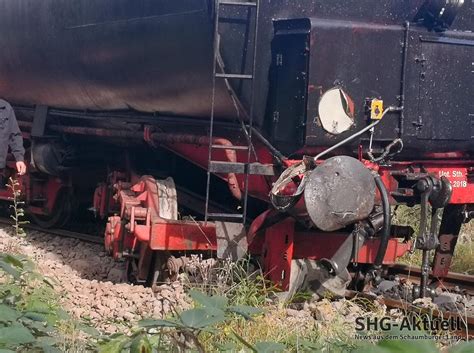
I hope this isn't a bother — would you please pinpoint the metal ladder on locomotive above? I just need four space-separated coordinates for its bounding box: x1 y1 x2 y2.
205 0 265 224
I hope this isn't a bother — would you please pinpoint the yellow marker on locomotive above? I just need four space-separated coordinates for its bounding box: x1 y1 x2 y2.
370 99 384 120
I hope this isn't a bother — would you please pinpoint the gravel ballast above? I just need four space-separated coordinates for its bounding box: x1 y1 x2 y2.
0 226 190 334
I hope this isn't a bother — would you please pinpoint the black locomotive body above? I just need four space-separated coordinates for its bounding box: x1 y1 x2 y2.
0 0 469 159
268 17 474 156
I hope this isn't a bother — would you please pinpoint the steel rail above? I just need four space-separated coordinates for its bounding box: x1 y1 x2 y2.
387 264 474 295
0 217 103 244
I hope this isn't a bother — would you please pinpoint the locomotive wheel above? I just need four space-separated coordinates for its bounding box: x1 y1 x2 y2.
30 189 74 229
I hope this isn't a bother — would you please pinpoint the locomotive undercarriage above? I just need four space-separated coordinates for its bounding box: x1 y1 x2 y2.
0 0 471 301
0 111 470 300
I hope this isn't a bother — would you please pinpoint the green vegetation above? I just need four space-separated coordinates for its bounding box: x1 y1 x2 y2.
394 206 474 274
7 177 28 237
0 178 96 352
0 252 97 352
100 289 278 353
98 288 474 352
451 220 474 274
98 259 474 352
2 251 473 352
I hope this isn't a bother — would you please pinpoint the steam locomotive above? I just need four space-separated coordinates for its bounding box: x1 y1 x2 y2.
0 0 472 297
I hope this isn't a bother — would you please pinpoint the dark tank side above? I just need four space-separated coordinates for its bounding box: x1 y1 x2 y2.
265 17 474 157
0 0 471 158
0 0 237 118
219 0 473 158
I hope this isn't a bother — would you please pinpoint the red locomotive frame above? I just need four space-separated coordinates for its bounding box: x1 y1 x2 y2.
0 124 471 292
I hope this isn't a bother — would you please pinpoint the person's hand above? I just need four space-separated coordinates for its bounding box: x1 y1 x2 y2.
16 161 26 175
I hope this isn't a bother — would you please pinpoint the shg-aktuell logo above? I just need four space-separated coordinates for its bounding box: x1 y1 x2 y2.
355 315 464 332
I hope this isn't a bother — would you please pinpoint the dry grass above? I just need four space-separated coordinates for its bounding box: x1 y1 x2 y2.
184 259 390 352
450 221 474 274
197 301 383 352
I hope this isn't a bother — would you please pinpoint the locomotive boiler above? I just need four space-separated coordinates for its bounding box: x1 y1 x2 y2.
0 0 472 297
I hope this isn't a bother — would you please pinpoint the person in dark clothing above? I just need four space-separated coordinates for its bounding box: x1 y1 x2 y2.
0 99 26 177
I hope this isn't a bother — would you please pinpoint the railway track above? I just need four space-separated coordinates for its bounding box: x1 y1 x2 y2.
347 265 474 339
2 216 473 339
387 264 474 295
0 217 103 244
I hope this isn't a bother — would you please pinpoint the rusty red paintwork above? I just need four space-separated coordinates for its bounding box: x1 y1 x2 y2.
147 221 216 251
432 233 458 279
104 215 122 260
261 217 295 290
103 175 217 262
93 184 108 219
93 171 125 219
252 215 412 290
432 205 465 279
164 142 274 201
379 162 474 205
0 0 470 291
0 159 67 218
19 119 474 209
292 233 412 265
1 121 471 289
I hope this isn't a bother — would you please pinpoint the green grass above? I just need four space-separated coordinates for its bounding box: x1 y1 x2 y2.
394 206 474 274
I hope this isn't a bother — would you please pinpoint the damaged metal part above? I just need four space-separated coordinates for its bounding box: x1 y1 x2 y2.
320 222 367 276
304 156 376 231
288 259 352 299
